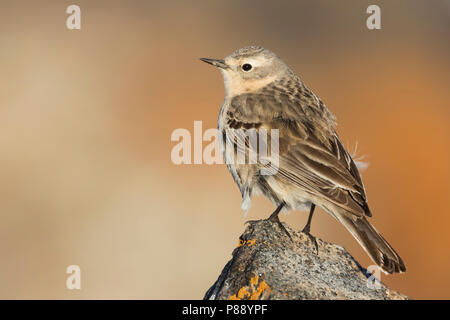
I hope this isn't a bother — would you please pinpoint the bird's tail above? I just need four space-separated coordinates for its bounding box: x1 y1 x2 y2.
335 212 406 274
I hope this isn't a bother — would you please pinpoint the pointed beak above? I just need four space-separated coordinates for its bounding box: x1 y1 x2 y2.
200 58 229 69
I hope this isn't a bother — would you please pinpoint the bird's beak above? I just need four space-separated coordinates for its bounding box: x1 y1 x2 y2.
200 58 229 69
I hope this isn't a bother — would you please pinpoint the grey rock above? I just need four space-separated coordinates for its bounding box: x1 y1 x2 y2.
204 219 408 300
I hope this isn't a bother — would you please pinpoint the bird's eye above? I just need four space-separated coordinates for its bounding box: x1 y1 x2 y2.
242 63 252 72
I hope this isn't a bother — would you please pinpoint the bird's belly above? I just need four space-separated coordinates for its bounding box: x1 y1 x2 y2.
263 175 312 212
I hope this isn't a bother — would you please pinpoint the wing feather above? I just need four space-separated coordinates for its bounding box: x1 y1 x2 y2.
228 85 371 217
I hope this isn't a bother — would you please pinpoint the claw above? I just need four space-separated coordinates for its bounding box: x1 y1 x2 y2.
302 228 319 254
268 211 293 242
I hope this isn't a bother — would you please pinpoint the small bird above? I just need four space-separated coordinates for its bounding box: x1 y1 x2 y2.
201 46 405 274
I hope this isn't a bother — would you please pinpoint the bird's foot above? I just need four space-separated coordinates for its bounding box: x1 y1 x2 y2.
301 225 319 254
267 211 292 242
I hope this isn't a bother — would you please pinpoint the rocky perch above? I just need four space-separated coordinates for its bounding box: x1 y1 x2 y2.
204 219 407 300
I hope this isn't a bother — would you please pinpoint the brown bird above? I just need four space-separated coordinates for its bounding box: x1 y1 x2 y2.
201 46 405 274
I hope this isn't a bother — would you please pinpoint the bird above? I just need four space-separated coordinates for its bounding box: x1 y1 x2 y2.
200 46 406 274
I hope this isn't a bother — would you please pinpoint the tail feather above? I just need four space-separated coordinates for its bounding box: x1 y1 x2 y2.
335 212 406 274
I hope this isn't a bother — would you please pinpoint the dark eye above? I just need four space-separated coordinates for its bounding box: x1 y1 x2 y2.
242 63 252 71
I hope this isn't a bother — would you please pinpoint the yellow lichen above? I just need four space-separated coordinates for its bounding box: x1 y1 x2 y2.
228 275 271 300
250 275 259 285
236 238 257 247
250 280 271 300
229 287 251 300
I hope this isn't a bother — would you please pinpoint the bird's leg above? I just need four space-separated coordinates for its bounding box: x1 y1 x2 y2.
267 202 285 221
267 202 292 241
302 203 319 253
302 203 315 234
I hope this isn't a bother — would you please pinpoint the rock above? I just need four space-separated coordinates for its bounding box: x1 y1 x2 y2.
204 219 408 300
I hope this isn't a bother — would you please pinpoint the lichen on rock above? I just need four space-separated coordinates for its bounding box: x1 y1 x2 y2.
204 219 408 300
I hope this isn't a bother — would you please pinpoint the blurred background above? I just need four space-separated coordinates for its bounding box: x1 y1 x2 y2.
0 0 449 299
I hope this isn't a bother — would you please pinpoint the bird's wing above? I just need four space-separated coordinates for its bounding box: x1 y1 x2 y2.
275 127 370 216
228 89 371 217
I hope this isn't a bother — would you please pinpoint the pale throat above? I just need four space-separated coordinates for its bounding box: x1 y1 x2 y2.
220 70 277 98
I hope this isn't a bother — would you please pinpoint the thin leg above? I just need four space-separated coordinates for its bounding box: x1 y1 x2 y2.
267 202 292 241
302 203 319 253
268 202 285 222
302 203 315 234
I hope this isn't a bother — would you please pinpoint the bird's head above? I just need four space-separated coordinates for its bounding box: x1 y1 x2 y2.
201 46 292 97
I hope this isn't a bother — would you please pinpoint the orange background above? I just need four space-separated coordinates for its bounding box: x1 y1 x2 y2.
0 1 449 299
